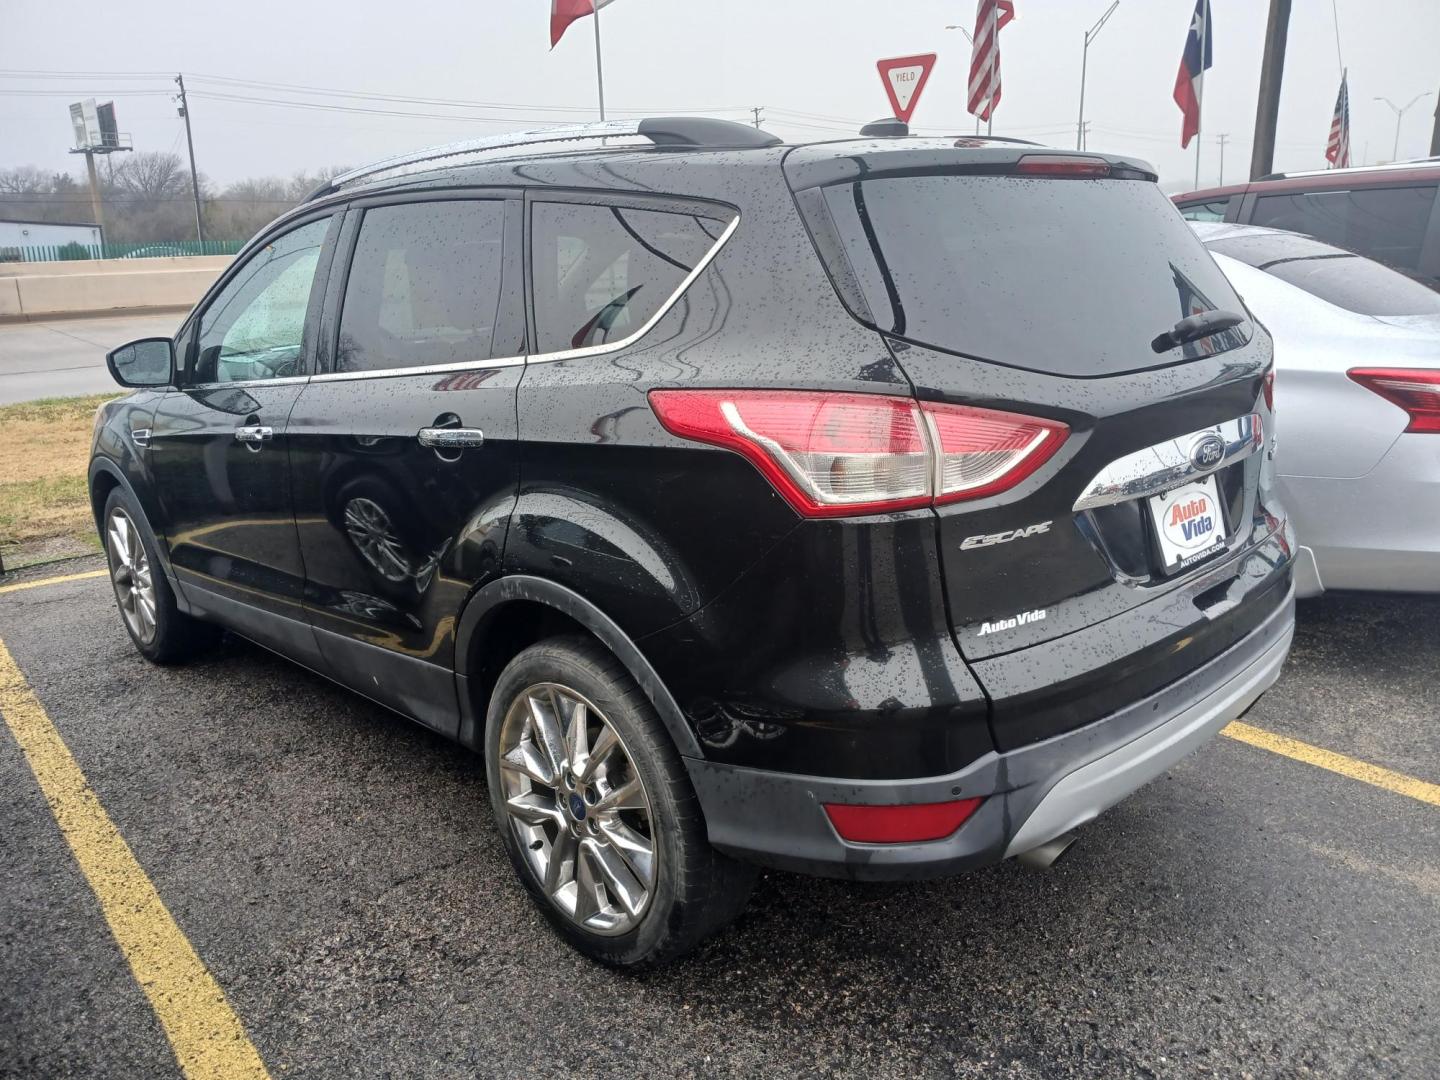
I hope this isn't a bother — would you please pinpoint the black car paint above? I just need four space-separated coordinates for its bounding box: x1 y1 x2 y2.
90 138 1294 859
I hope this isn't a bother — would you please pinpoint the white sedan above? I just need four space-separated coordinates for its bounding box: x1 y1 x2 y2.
1192 221 1440 597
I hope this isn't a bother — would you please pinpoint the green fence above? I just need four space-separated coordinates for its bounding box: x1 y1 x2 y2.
0 239 245 263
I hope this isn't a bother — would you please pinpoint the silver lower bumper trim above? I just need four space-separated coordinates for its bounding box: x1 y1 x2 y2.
1003 607 1294 858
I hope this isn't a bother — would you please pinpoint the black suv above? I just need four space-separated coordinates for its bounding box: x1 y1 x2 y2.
91 118 1295 967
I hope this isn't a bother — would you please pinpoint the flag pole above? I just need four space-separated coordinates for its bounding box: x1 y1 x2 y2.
592 2 606 121
1193 14 1205 188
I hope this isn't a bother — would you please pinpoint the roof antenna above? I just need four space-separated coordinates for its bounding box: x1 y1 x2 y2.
860 117 909 137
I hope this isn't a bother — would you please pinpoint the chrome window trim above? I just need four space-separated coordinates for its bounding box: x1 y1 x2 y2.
525 210 740 366
311 355 526 384
304 208 738 385
1073 414 1261 512
186 374 312 390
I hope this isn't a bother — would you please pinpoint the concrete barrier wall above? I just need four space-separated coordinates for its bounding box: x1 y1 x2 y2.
0 255 233 320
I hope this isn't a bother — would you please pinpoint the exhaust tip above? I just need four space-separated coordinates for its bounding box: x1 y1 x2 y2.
1016 831 1079 870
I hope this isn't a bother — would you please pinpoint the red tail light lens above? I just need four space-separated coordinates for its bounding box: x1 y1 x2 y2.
649 390 1068 517
924 403 1069 504
1348 368 1440 434
824 798 984 843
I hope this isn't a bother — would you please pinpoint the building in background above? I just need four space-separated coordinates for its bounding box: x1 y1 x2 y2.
0 218 104 254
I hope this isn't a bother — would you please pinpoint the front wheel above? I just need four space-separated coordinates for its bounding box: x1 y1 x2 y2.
485 636 755 967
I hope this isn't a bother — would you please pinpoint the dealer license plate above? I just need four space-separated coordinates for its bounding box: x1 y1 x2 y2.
1147 475 1227 574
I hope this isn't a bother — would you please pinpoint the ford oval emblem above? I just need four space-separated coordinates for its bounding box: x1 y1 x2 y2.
1190 433 1226 471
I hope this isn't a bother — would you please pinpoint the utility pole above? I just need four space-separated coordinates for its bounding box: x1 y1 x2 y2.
1250 0 1291 179
1076 1 1120 150
751 106 764 130
174 74 205 244
1216 133 1229 185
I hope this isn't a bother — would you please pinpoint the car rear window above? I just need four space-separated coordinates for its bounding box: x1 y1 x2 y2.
1207 232 1440 316
816 174 1251 377
1178 198 1232 222
1249 185 1436 272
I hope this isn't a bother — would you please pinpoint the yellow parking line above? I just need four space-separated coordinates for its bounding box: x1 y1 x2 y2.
0 637 270 1080
0 569 108 595
1223 720 1440 808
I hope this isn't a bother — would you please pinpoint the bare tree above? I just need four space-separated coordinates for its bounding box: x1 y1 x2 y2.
109 151 191 201
0 166 53 194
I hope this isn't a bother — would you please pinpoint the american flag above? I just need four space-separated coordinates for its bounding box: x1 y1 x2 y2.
1326 71 1351 168
968 0 1015 123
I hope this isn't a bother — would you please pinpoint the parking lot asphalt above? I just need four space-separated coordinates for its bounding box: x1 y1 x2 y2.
0 312 182 405
1 559 1436 1079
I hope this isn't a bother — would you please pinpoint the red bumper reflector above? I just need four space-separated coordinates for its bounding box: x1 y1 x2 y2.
823 798 984 844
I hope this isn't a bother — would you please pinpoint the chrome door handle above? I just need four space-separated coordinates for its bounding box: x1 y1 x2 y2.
234 425 274 444
418 427 484 450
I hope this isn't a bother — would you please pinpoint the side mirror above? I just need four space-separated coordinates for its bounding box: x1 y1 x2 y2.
106 337 174 388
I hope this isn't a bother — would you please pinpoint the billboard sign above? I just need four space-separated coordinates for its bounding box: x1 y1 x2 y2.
68 98 103 149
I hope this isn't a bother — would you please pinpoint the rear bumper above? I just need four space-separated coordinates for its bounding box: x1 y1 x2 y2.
686 586 1295 880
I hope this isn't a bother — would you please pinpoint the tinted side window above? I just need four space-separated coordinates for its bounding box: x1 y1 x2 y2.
1250 185 1436 271
336 200 514 373
195 216 331 384
530 202 729 354
1178 199 1230 222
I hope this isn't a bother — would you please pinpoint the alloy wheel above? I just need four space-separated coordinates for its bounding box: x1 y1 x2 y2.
498 682 657 936
106 506 157 644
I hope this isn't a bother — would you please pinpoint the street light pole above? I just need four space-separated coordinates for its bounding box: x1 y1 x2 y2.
943 24 981 135
1077 1 1120 150
1374 92 1432 161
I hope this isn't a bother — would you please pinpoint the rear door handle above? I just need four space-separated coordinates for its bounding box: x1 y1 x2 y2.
234 425 274 444
418 427 485 450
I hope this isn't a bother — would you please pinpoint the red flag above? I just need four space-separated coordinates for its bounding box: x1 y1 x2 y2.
967 0 1015 123
551 0 617 48
1173 0 1213 148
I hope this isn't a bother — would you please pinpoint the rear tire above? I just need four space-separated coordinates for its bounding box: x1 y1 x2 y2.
485 634 755 968
102 487 217 664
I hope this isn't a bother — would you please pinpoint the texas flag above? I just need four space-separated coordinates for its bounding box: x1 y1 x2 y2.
551 0 617 48
1173 0 1213 148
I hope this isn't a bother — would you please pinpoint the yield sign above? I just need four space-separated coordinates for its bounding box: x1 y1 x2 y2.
876 53 938 124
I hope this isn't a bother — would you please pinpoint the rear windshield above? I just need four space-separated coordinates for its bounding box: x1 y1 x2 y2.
817 174 1251 377
1206 232 1440 316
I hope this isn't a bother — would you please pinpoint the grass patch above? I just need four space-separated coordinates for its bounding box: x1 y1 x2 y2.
0 393 115 564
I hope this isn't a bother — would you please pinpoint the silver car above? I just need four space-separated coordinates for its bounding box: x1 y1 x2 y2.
1192 222 1440 597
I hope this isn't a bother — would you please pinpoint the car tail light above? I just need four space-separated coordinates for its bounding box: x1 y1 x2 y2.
1348 368 1440 434
824 798 984 843
924 403 1069 504
1262 368 1275 412
649 390 1068 517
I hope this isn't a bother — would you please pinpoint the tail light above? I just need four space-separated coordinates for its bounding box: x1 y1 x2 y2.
649 389 1067 518
824 798 984 843
1016 154 1112 177
1262 367 1275 412
1348 368 1440 434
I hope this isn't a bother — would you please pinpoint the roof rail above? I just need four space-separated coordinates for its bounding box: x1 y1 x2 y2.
1258 158 1440 182
305 117 781 202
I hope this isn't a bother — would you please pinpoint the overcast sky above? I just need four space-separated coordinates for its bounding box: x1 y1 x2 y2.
3 0 1437 193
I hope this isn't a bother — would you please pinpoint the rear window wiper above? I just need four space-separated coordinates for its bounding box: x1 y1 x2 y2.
1151 309 1245 353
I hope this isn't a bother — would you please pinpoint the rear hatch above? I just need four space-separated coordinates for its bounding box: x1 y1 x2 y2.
786 141 1293 750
